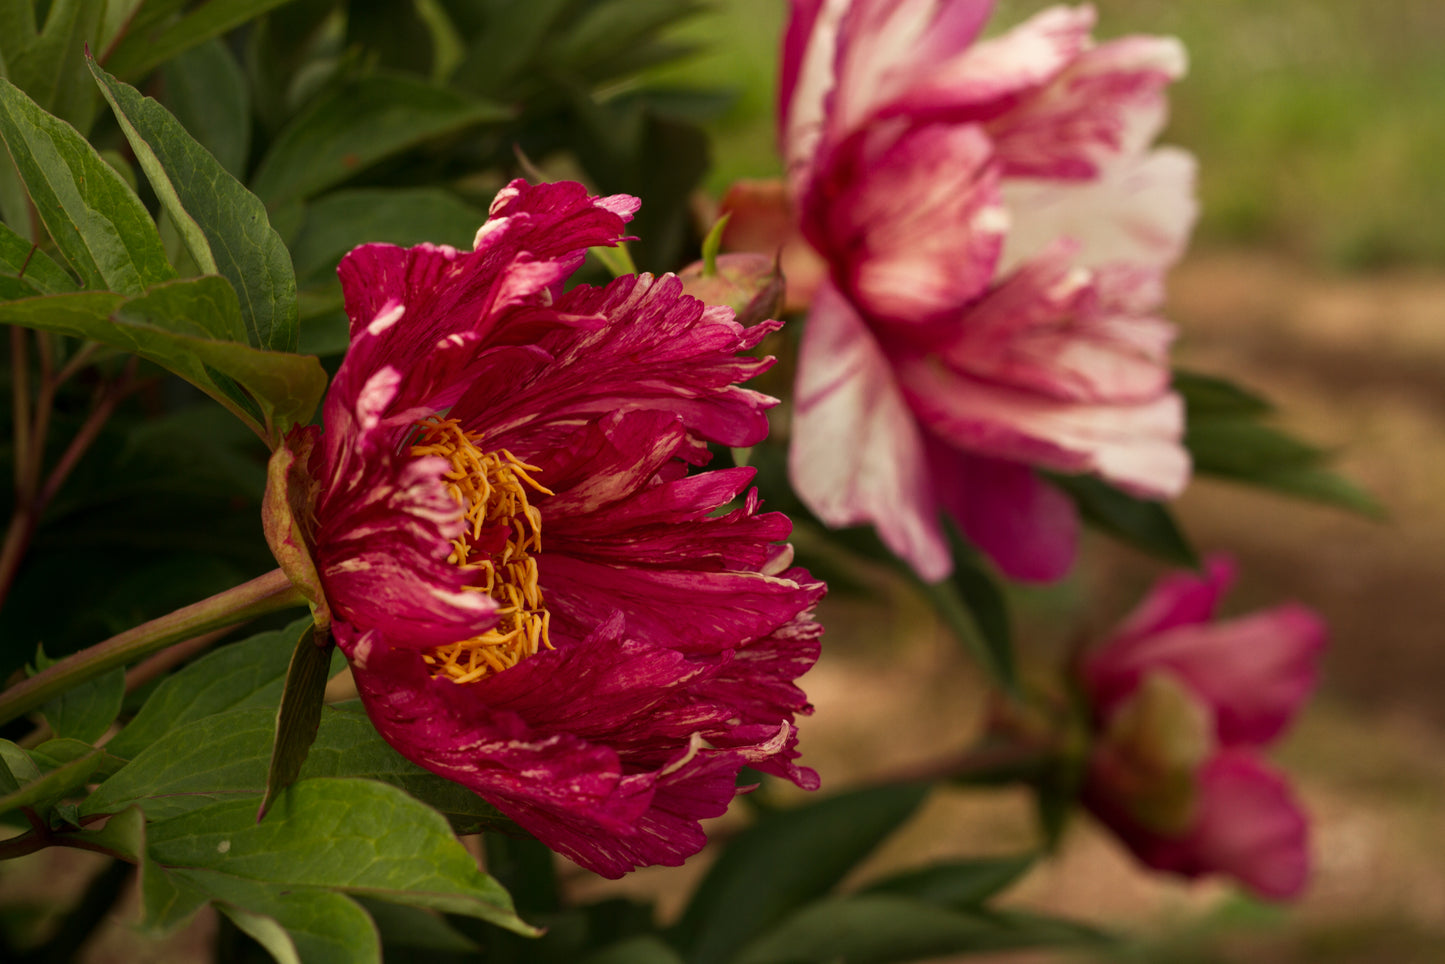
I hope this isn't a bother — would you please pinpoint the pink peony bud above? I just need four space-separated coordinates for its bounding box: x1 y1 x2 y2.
1080 555 1325 900
677 252 786 328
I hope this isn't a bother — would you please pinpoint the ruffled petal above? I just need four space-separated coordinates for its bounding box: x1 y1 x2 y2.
986 32 1186 179
790 283 951 581
1110 555 1236 642
899 351 1189 498
873 4 1095 126
1087 592 1326 746
1000 147 1198 278
931 241 1176 405
1089 750 1310 901
805 121 1006 324
344 618 811 878
452 273 778 453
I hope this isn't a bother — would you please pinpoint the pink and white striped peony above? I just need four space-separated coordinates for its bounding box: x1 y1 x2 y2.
729 0 1197 582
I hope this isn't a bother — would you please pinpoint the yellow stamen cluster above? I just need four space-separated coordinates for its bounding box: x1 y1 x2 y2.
410 416 554 683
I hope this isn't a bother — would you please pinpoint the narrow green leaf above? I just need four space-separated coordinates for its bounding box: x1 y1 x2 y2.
90 56 298 351
146 778 536 933
1186 418 1384 516
1174 368 1273 418
357 898 477 953
674 784 931 964
250 74 509 205
0 741 103 815
260 624 333 818
107 617 309 760
0 4 38 69
289 187 487 283
102 0 298 82
926 524 1016 692
199 875 380 964
86 702 512 832
581 936 686 964
1048 473 1199 568
732 896 1109 964
6 0 105 129
159 40 250 177
0 76 174 293
0 739 43 788
218 904 303 964
140 857 212 937
553 0 705 73
0 281 327 442
40 665 124 743
0 219 78 293
861 854 1036 909
452 0 571 95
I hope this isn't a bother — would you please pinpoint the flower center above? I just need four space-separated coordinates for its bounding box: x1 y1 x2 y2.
410 416 554 683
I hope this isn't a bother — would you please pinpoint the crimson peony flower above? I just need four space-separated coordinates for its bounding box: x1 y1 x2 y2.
1079 556 1325 900
270 179 823 878
726 0 1196 582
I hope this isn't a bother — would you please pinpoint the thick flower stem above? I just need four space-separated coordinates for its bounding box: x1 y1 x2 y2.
0 568 307 727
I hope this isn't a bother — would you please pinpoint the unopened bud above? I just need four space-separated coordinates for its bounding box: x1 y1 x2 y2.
678 252 785 327
1094 671 1216 834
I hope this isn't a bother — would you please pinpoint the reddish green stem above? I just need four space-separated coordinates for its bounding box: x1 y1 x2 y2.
0 569 306 727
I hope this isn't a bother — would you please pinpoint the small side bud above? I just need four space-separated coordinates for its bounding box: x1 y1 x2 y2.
678 252 786 327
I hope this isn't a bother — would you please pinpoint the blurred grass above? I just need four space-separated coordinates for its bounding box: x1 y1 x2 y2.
655 0 1445 272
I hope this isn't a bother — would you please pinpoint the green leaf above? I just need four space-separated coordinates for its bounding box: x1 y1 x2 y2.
146 777 536 933
201 875 380 964
40 665 124 743
158 39 250 177
732 896 1109 964
1186 418 1383 516
860 854 1036 909
356 898 477 953
82 706 275 819
90 56 298 351
101 0 299 82
921 526 1016 692
0 76 174 294
0 4 38 69
1047 473 1199 568
553 0 705 75
140 855 212 937
6 0 105 130
0 218 79 293
580 936 685 964
1174 368 1272 418
673 783 930 964
73 803 145 860
107 618 310 760
289 187 488 283
0 281 327 442
85 703 512 832
218 903 304 964
345 0 435 76
250 74 509 205
0 739 43 789
260 624 332 818
0 739 104 816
